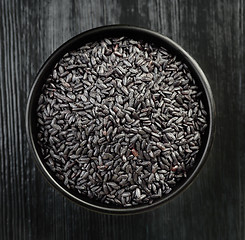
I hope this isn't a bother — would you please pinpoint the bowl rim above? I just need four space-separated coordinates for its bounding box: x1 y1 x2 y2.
26 24 215 215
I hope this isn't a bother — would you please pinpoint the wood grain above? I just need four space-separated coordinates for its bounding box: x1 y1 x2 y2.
0 0 244 239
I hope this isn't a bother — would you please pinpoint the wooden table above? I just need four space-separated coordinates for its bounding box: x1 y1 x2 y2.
0 0 244 239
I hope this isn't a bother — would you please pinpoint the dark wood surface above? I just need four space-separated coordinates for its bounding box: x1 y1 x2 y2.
0 0 244 239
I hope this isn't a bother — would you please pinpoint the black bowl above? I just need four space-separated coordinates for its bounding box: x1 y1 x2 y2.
26 25 215 214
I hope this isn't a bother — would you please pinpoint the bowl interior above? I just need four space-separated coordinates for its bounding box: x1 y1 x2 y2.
26 25 214 214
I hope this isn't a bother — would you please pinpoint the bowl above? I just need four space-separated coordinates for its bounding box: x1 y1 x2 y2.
26 25 215 214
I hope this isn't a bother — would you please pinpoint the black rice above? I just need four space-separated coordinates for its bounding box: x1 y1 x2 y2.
36 37 208 207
